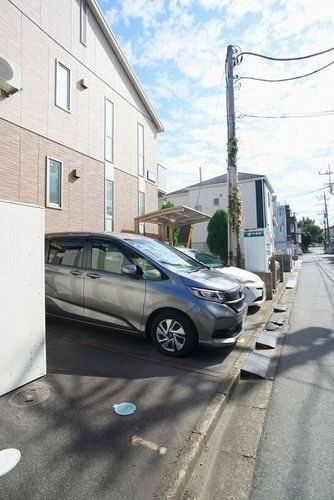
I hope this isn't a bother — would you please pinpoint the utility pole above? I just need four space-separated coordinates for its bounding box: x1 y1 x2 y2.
226 45 241 266
319 165 333 195
323 192 330 252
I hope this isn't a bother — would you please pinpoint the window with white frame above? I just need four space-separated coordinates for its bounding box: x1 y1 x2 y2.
56 61 70 111
139 191 145 216
137 123 144 176
46 157 63 208
105 180 113 231
80 0 87 46
138 191 145 234
105 99 114 162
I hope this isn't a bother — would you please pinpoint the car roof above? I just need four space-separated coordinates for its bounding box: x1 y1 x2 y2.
45 231 152 241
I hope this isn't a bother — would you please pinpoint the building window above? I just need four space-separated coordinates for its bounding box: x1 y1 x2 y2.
46 157 63 209
105 99 114 162
137 123 144 176
105 180 113 231
139 191 145 235
55 61 70 111
213 198 219 206
80 0 87 46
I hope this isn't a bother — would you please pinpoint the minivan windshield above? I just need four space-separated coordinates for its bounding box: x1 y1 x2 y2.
125 238 204 272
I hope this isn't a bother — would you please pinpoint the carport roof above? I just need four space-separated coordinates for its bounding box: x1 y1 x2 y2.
134 205 211 227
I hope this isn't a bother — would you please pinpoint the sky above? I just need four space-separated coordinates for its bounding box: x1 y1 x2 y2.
100 0 334 227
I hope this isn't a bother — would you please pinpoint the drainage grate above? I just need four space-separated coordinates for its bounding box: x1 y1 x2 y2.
256 332 277 349
241 352 272 379
269 312 285 326
265 321 280 331
274 303 287 313
286 279 296 289
9 384 51 407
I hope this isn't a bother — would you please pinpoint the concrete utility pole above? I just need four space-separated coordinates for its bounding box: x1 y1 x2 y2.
319 165 333 195
323 192 330 250
225 45 239 266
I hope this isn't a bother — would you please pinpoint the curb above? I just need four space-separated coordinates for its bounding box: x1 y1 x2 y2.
155 275 293 499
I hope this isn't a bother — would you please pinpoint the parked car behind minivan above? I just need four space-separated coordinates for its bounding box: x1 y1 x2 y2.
45 233 248 357
176 247 266 306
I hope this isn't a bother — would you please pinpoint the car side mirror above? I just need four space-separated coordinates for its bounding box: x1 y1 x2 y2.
121 264 142 277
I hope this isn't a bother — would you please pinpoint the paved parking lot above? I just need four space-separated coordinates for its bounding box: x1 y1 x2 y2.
0 306 267 500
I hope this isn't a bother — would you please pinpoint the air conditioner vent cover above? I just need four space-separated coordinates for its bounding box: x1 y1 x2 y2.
0 57 13 81
0 55 21 95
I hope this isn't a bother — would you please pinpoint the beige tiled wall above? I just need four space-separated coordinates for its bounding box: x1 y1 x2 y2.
0 0 160 234
0 118 104 232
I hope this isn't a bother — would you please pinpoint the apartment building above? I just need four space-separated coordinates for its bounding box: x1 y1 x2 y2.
0 0 163 234
164 172 275 254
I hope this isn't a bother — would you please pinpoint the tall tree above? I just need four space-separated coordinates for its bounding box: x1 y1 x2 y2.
298 217 323 252
206 209 228 260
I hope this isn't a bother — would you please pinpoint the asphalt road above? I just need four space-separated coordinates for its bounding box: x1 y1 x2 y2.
251 252 334 499
0 299 268 499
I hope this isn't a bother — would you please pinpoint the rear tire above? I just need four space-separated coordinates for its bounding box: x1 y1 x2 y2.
150 310 198 357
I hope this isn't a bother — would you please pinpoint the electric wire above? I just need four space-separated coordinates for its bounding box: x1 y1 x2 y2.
238 110 334 119
238 47 334 62
236 59 334 83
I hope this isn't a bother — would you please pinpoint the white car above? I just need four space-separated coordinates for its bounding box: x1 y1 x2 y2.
176 248 266 306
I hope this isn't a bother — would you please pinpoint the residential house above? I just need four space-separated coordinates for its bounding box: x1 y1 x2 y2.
273 200 301 255
0 0 163 234
164 172 275 255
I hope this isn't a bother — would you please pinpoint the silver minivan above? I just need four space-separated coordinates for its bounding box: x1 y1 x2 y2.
45 232 248 357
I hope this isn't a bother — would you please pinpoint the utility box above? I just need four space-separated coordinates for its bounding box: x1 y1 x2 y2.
244 227 273 272
0 199 46 396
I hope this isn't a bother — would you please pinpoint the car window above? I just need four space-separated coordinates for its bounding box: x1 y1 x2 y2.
131 253 162 280
47 240 84 267
90 239 131 274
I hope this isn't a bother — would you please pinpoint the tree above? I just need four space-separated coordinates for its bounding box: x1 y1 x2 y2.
206 209 228 260
161 199 180 246
298 217 323 252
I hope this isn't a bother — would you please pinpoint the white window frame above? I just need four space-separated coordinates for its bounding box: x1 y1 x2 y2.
80 0 87 46
137 123 144 177
105 179 114 231
46 156 63 209
138 191 145 216
105 98 114 163
55 60 71 112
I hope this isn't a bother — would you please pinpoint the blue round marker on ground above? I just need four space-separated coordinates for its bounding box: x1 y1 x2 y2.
113 402 136 415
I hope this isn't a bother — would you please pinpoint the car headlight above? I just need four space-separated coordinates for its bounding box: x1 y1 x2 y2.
243 280 256 285
190 287 228 303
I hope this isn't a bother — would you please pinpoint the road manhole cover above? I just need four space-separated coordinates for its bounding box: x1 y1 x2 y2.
9 384 51 407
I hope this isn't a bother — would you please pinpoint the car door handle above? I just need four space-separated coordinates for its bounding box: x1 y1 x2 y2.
71 270 83 276
86 272 101 279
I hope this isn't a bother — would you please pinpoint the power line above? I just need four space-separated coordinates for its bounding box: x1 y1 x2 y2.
238 47 334 62
236 59 334 83
238 110 334 119
289 186 327 198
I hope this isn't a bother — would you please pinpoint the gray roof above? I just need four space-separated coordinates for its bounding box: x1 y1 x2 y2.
167 172 270 196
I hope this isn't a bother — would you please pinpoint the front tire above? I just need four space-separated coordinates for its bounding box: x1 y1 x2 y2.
150 310 198 357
